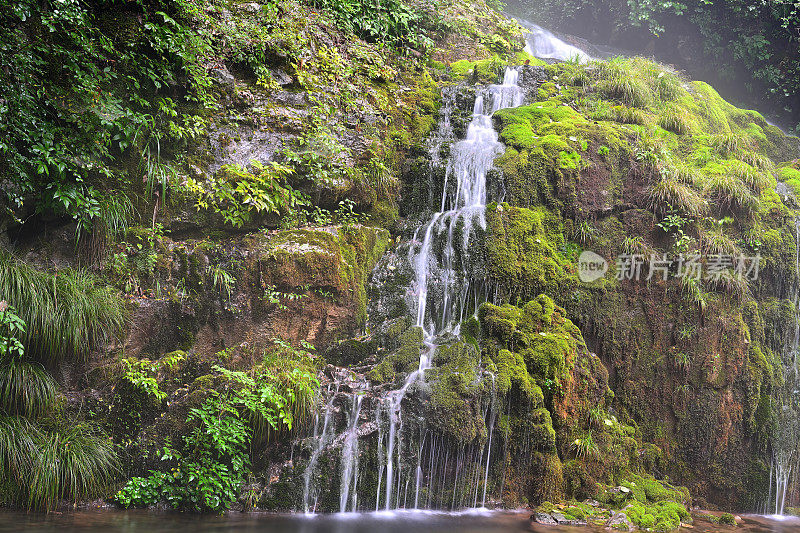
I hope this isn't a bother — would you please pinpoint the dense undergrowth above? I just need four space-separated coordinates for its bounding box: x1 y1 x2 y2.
0 257 121 510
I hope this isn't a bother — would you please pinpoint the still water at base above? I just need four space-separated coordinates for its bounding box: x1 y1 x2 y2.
1 510 800 533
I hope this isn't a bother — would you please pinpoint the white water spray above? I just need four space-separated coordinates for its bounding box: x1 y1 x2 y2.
518 20 591 63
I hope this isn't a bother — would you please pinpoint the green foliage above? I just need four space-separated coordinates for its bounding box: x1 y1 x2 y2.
309 0 434 51
336 198 370 227
115 394 251 512
122 353 184 402
115 339 319 512
0 0 215 237
0 253 125 366
213 350 319 442
0 303 25 362
656 214 693 253
189 161 309 228
209 265 236 302
0 304 118 511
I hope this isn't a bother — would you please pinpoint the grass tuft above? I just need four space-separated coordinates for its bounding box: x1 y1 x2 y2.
647 178 707 217
658 105 692 134
0 418 119 511
594 57 654 108
712 132 751 155
0 253 126 366
0 361 56 418
702 175 757 216
680 276 707 313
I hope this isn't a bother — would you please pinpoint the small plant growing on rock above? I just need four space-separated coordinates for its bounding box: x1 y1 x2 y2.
573 431 601 459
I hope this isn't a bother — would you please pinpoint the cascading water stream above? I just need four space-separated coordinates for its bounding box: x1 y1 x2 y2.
302 382 339 513
340 393 363 513
301 67 525 513
764 216 800 515
376 67 524 511
517 20 591 63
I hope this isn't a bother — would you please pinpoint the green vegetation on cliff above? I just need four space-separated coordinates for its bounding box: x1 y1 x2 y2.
0 256 121 511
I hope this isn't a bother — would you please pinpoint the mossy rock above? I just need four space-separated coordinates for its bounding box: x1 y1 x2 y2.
324 338 378 366
484 204 575 300
367 325 424 383
256 225 389 323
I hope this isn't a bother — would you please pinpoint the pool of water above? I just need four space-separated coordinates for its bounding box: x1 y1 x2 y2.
0 509 799 532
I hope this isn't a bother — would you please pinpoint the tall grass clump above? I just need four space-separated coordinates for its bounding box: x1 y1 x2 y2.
702 175 757 216
725 160 771 192
0 253 125 366
594 57 654 108
654 69 685 101
736 150 775 172
658 105 692 134
647 178 707 217
610 105 648 125
701 228 740 257
668 161 702 186
712 132 751 156
79 193 135 265
0 303 119 511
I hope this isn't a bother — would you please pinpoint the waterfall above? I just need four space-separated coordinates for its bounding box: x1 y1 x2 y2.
765 216 800 515
302 382 338 513
300 67 526 513
375 67 523 511
517 19 591 63
409 67 523 336
340 393 363 513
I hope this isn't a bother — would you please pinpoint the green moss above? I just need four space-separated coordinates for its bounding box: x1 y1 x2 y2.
777 166 800 196
484 204 574 300
368 325 423 383
449 56 507 83
427 340 486 443
259 225 389 324
719 512 737 525
558 150 581 170
625 499 689 531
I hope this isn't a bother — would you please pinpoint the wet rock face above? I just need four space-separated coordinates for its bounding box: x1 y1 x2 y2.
517 65 548 94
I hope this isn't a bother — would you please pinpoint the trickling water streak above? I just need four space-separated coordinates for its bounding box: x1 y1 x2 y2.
303 384 338 513
482 375 497 507
765 216 800 515
375 407 385 511
339 394 363 513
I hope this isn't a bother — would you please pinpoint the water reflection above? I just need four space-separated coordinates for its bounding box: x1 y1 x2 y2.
0 510 798 533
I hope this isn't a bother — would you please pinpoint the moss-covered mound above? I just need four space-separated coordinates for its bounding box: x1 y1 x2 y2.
475 56 799 509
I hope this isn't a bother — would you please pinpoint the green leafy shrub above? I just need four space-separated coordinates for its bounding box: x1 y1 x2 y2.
309 0 434 50
115 339 319 512
189 161 309 228
115 394 251 513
